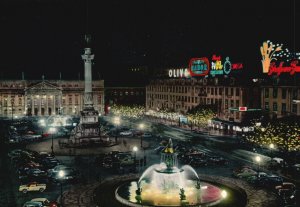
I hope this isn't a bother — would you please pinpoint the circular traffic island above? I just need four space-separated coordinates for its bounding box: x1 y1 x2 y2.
93 174 274 207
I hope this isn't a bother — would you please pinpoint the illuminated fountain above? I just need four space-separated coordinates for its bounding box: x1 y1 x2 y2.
116 139 224 206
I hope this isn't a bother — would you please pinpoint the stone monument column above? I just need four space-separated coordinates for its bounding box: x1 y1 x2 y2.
81 36 94 109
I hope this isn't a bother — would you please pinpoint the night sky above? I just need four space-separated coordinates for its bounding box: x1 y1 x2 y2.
0 0 299 85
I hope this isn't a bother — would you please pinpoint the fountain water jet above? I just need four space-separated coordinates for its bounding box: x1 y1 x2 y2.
116 139 224 206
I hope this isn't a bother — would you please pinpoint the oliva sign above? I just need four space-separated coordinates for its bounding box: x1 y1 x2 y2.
168 55 243 78
168 68 190 78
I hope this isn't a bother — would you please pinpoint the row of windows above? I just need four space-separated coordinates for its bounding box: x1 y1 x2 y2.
265 88 298 99
148 86 240 96
112 91 143 96
265 102 298 113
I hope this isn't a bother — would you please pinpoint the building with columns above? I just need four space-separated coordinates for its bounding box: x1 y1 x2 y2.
0 78 104 117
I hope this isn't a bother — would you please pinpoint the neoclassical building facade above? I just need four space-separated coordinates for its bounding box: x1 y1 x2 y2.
0 79 104 117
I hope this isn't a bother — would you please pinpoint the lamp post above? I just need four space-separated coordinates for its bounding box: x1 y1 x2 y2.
255 155 261 177
58 170 65 207
49 127 57 155
133 146 138 171
139 123 144 148
269 143 275 160
114 116 120 143
139 123 146 167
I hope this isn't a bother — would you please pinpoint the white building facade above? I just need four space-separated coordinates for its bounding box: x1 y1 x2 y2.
0 79 104 117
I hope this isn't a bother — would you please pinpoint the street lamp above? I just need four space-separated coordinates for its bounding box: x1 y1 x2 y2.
58 170 65 206
138 123 146 167
114 116 121 143
133 146 138 172
269 143 275 160
255 155 261 176
49 127 57 155
139 123 144 148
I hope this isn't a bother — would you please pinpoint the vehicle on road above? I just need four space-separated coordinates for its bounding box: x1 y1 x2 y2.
30 198 50 206
234 168 257 178
120 131 133 136
50 167 81 183
248 174 283 188
208 156 228 165
189 158 208 167
47 165 68 177
276 182 296 197
19 182 47 193
26 168 47 178
23 201 43 207
142 133 152 138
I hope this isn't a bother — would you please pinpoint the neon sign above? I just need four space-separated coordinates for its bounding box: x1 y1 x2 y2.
268 60 300 76
168 68 190 78
188 57 210 76
168 55 243 78
260 40 300 75
210 55 243 76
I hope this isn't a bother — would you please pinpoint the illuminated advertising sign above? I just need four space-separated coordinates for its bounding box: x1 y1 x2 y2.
168 68 190 78
210 55 243 76
261 40 300 76
188 58 210 76
168 55 243 78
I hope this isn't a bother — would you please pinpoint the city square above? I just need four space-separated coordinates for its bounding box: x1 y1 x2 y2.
0 0 300 207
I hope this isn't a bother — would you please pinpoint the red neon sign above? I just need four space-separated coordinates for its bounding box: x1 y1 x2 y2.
188 57 210 77
232 63 243 70
268 60 300 76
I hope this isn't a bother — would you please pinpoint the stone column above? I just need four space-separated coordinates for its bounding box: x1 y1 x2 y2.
53 95 56 115
82 47 94 109
24 95 27 116
31 95 34 116
39 96 42 116
46 95 49 115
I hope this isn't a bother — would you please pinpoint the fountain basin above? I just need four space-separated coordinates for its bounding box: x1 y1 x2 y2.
116 180 224 207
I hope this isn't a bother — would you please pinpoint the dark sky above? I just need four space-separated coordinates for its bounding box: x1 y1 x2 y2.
0 0 299 83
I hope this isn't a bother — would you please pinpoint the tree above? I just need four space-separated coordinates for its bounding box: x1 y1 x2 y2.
245 120 300 152
186 104 217 128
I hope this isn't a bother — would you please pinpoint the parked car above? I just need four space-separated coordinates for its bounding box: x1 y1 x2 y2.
276 183 296 197
42 158 60 169
51 167 80 183
47 165 68 177
142 133 152 138
234 168 257 178
19 182 47 193
27 169 47 178
120 131 133 136
23 201 43 207
208 156 228 165
30 198 50 206
189 158 208 167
